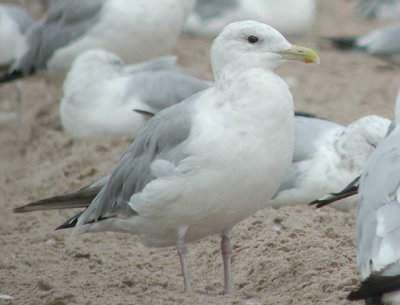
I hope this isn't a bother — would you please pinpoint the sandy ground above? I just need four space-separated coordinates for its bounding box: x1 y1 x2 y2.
1 0 400 304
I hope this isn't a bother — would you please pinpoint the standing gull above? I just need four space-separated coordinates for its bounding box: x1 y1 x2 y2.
344 91 400 304
13 20 319 293
0 0 196 84
270 115 390 211
60 49 212 140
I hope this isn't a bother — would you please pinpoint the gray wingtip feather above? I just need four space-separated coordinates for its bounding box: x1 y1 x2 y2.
13 189 99 213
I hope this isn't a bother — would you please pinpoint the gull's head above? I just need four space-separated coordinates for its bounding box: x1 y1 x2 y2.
211 20 319 77
70 48 125 77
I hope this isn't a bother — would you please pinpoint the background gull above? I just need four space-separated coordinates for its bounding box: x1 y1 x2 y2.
269 115 390 211
0 0 196 84
324 22 400 65
356 0 400 20
184 0 315 38
13 20 319 294
60 48 211 140
338 91 400 304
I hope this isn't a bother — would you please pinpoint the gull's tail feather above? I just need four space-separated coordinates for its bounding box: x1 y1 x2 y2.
309 176 360 208
0 70 24 84
348 274 400 304
320 36 358 50
13 188 99 213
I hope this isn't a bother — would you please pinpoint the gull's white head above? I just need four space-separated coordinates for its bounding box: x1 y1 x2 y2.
211 20 319 80
70 48 125 77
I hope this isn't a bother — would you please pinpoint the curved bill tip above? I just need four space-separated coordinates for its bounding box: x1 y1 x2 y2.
279 45 320 64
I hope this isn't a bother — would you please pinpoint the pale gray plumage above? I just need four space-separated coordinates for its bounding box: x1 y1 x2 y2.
348 91 400 304
77 100 196 226
357 0 400 20
1 3 33 32
275 116 341 193
17 0 104 74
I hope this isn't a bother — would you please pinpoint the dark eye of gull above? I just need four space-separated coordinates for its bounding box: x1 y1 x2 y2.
247 35 259 44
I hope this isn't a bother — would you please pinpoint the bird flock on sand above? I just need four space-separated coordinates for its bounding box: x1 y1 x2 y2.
2 0 400 304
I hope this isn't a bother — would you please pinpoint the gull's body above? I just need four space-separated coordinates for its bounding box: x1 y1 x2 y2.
1 0 196 83
347 92 400 304
0 4 33 67
14 21 319 293
184 0 315 38
270 115 390 211
327 22 400 64
60 49 211 140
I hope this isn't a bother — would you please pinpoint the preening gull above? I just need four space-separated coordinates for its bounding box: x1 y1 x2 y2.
60 49 212 140
184 0 315 38
0 0 196 84
0 4 33 68
270 115 390 211
13 20 319 293
338 91 400 304
356 0 400 20
325 22 400 64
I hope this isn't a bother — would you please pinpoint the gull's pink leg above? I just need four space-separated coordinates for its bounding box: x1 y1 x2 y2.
221 229 232 294
176 225 191 293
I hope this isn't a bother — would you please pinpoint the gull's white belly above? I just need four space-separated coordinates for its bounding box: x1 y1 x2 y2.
129 101 293 246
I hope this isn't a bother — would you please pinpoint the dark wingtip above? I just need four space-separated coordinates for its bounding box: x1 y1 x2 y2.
320 36 358 50
55 212 83 230
0 70 24 84
347 274 400 302
294 111 318 118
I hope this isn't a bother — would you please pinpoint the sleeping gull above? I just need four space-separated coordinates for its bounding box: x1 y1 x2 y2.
270 115 390 211
13 20 319 293
184 0 316 38
60 49 211 140
356 0 400 20
324 22 400 64
0 0 196 84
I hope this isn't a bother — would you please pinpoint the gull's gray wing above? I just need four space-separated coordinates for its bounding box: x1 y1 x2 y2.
193 0 239 20
275 116 342 193
126 69 212 113
356 128 400 276
1 4 34 32
357 22 400 55
15 0 106 75
123 56 179 75
67 93 203 228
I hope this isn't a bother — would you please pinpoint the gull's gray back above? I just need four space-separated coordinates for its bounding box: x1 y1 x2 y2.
357 126 400 277
77 96 201 225
126 69 212 113
275 116 342 193
292 116 342 162
193 0 239 20
16 0 106 74
1 4 34 32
